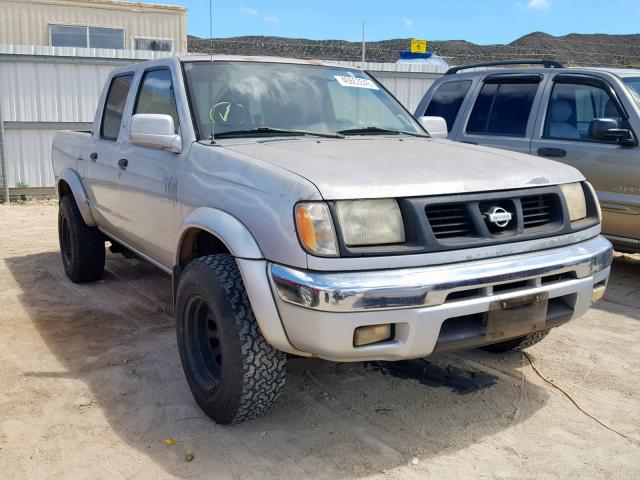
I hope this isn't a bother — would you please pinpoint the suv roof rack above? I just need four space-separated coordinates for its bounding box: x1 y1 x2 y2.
445 59 564 75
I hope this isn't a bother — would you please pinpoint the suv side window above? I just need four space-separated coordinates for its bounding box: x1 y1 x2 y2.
424 80 472 132
543 80 624 142
101 74 134 141
466 79 540 137
134 69 180 133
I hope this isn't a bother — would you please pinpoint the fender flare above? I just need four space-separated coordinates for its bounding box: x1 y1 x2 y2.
175 207 263 266
174 209 306 356
57 168 96 226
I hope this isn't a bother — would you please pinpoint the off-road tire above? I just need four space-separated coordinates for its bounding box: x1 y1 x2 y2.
176 254 287 424
481 329 550 353
58 195 105 283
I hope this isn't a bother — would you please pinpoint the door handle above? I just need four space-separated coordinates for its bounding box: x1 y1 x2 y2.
90 152 98 162
118 158 128 170
537 147 567 158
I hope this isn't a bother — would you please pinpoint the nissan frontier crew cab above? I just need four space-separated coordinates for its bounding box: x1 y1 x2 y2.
52 56 613 425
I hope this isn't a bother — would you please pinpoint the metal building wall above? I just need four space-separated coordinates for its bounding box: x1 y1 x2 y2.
0 0 187 53
0 46 173 188
4 130 57 187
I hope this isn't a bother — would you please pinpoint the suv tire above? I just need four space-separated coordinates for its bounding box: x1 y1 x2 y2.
58 195 105 283
176 254 286 424
480 329 550 353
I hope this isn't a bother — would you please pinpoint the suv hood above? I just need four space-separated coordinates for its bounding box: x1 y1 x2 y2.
224 137 584 200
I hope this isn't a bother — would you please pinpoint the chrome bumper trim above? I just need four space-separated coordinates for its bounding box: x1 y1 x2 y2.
270 236 613 312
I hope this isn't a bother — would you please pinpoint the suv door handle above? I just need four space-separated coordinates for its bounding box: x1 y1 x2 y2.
90 152 98 162
118 158 128 170
537 147 567 158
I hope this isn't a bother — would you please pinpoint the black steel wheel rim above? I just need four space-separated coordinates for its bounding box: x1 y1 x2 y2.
184 295 223 392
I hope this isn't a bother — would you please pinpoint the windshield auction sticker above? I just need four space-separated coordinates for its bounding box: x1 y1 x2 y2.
334 75 379 90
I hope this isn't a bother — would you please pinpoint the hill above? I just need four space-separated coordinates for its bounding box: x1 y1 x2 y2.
188 32 640 67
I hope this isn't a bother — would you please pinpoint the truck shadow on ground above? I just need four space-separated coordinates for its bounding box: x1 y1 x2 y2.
7 251 551 479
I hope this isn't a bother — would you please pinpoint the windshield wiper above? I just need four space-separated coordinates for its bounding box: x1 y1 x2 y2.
336 126 429 138
214 127 344 139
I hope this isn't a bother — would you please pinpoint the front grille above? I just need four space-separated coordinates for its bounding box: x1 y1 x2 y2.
425 204 472 240
335 184 598 257
521 195 555 229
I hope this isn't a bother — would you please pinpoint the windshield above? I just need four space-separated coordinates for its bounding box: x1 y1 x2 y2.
623 77 640 108
183 61 423 140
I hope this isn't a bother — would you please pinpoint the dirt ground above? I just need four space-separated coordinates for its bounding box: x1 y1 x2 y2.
1 202 639 480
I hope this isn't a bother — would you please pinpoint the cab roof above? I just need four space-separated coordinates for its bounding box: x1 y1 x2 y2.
175 54 356 70
443 65 640 79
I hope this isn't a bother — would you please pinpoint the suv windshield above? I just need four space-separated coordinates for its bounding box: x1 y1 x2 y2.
183 61 423 140
623 78 640 108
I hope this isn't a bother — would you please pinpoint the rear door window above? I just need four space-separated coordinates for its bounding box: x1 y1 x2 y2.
101 74 134 141
466 78 540 137
134 69 180 133
424 80 472 132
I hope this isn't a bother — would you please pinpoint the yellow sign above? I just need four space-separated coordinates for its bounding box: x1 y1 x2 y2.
411 39 427 54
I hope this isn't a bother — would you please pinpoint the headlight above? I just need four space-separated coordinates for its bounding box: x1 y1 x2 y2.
560 182 587 222
335 199 405 246
295 203 338 256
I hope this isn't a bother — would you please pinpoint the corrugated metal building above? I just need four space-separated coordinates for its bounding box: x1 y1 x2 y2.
0 0 187 53
0 49 445 189
0 0 188 193
0 45 175 188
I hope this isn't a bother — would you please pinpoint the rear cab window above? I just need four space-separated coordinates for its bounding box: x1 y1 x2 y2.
101 74 134 141
423 80 472 132
465 76 542 137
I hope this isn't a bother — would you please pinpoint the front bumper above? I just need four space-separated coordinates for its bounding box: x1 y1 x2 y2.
269 235 613 362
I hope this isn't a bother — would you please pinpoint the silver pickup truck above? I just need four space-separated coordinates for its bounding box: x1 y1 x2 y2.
52 55 613 424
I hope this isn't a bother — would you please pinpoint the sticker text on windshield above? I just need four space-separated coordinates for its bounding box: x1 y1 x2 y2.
334 75 379 90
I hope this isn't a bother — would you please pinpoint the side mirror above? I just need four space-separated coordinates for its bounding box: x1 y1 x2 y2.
418 116 448 139
130 114 182 153
588 118 635 146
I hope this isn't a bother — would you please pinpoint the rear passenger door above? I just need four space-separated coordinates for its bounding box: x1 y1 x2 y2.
531 74 640 243
85 73 135 232
456 74 546 154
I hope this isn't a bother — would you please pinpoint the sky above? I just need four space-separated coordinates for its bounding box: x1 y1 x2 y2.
158 0 640 44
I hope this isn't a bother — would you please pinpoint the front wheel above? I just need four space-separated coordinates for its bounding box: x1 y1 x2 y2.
176 254 286 424
480 329 550 353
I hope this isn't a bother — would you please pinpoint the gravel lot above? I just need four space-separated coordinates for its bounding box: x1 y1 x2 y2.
1 202 639 479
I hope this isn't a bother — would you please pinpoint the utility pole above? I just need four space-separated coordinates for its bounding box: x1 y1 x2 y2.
0 102 9 204
209 0 213 55
361 22 366 67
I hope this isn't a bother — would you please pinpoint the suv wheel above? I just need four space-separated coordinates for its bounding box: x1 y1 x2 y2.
480 329 550 353
176 254 286 424
58 195 105 283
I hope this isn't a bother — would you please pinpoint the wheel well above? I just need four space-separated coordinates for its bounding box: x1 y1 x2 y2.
178 229 231 268
58 179 72 199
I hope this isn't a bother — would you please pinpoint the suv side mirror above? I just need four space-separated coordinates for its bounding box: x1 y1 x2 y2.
418 116 448 139
130 114 182 153
588 118 635 146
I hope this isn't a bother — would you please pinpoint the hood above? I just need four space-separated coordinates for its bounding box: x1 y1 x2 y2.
223 137 584 200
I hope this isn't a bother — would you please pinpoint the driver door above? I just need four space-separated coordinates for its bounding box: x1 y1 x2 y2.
115 67 186 268
531 74 640 243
